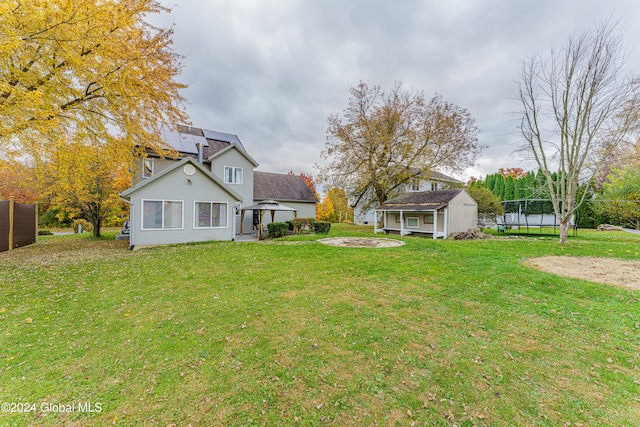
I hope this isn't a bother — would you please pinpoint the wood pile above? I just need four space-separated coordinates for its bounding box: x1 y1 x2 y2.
596 224 623 231
450 228 493 240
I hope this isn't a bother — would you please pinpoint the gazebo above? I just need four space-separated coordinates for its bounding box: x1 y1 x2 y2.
240 200 297 238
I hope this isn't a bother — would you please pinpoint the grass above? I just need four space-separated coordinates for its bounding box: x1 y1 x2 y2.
1 225 639 426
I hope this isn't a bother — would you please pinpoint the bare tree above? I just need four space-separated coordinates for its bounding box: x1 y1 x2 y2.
517 20 638 243
319 81 480 212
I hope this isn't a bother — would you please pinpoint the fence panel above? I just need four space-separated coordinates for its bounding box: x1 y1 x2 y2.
13 202 37 249
0 199 37 252
0 201 8 252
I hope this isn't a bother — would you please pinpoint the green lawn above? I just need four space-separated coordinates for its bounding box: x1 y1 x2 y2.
1 225 639 426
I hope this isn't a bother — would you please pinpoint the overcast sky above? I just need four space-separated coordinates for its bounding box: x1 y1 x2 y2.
157 0 640 183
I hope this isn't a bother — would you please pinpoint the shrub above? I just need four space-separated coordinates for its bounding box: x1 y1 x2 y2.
267 222 288 238
38 228 53 236
292 218 315 233
73 219 93 234
312 221 331 234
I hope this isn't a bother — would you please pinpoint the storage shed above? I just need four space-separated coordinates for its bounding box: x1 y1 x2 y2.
374 189 477 239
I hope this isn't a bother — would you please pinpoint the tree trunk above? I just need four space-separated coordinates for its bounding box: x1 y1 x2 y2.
559 220 570 244
92 220 101 238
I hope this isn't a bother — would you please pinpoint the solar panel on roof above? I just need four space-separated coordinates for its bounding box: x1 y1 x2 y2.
160 127 208 154
202 129 241 145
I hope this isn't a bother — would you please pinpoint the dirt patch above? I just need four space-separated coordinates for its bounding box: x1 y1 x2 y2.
523 256 640 290
317 237 405 248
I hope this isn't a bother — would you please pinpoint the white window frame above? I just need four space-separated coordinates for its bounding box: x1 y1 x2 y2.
142 158 155 178
223 166 243 184
141 199 184 230
193 201 229 229
406 216 420 228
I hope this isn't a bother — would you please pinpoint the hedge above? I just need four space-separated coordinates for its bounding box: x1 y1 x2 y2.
312 221 331 234
267 222 289 238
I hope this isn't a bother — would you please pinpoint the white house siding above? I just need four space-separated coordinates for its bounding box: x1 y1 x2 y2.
209 148 255 233
448 192 478 234
127 164 238 247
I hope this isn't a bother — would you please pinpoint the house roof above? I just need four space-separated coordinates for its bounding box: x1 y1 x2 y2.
253 172 318 203
159 124 250 160
120 157 242 201
407 168 462 183
206 143 259 167
378 189 467 211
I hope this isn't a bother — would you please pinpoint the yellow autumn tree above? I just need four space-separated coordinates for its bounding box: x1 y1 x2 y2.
51 132 132 237
0 0 187 158
316 196 335 222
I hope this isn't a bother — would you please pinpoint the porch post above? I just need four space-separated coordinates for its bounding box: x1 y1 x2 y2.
443 207 448 239
240 210 245 234
400 210 404 236
433 209 437 240
374 210 378 234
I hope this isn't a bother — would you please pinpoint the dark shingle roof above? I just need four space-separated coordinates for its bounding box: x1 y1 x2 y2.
407 168 462 183
254 172 318 203
164 125 247 158
379 189 465 211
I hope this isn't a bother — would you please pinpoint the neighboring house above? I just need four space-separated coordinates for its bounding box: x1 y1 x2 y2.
120 125 317 247
374 189 477 239
355 170 464 224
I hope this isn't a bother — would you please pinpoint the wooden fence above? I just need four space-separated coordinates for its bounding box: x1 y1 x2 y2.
0 197 37 252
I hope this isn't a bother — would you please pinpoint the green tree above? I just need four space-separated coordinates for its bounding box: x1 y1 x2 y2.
467 186 504 226
493 174 505 199
598 166 640 229
504 176 515 200
327 187 354 223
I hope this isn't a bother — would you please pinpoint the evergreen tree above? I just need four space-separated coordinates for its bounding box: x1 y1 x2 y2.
504 176 515 200
493 174 505 199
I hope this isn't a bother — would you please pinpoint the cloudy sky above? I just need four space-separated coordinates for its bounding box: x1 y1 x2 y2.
156 0 640 183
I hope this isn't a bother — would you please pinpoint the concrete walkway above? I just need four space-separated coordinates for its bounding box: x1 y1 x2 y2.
622 227 640 235
234 234 259 242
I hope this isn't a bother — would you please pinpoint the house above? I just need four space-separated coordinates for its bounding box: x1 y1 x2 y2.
355 170 464 224
120 125 317 247
374 189 477 239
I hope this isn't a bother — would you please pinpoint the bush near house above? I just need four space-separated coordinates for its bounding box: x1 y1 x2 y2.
292 217 315 233
312 221 331 233
266 222 289 238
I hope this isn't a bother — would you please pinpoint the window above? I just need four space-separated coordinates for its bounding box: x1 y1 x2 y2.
410 179 420 191
224 166 243 184
423 213 434 224
142 200 183 230
143 158 155 178
407 217 419 228
195 202 228 228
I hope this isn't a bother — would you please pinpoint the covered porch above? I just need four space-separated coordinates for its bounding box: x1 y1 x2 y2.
374 207 448 239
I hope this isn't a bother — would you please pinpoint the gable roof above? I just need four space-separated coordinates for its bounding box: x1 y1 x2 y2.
406 168 462 184
253 172 318 203
120 157 242 201
378 189 468 211
158 124 250 160
206 143 259 167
